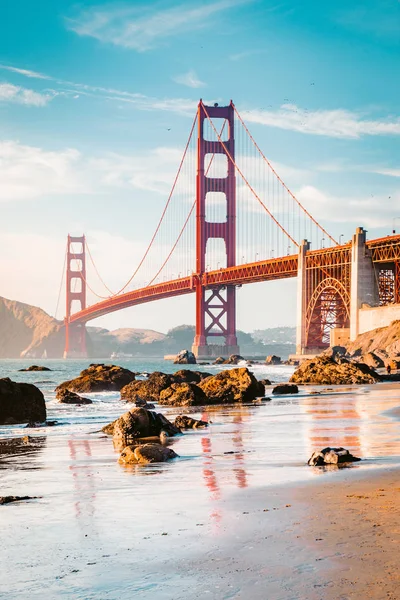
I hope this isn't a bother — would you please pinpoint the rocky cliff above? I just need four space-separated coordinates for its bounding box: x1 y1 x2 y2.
346 320 400 358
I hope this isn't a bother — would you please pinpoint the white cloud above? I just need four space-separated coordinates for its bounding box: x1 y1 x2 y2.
65 0 251 51
0 83 52 107
173 70 205 88
244 104 400 139
373 167 400 178
0 141 85 200
0 65 50 79
296 185 400 229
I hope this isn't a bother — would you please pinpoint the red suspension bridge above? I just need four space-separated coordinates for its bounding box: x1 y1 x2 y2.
61 100 400 358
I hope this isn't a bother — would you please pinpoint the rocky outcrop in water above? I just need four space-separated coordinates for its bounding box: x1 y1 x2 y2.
174 415 208 429
174 350 196 364
308 447 361 466
103 407 180 445
56 364 136 394
272 383 299 395
198 368 264 404
265 355 281 365
222 354 245 365
290 355 380 385
19 365 52 372
120 372 173 403
0 495 39 504
119 443 179 465
0 378 46 425
56 389 92 405
159 382 207 407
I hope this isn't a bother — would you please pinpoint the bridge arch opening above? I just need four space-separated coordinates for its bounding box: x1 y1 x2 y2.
205 192 227 223
205 153 228 179
306 277 350 349
203 118 229 141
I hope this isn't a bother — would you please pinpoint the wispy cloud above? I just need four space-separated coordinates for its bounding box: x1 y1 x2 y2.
0 65 50 80
173 70 205 88
0 83 52 107
373 167 400 178
65 0 251 51
244 104 400 139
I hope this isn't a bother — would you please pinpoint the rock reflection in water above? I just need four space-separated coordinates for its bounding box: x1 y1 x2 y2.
0 435 46 471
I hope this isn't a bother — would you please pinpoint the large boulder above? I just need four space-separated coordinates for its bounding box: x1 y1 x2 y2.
56 364 136 394
290 355 380 385
265 355 281 365
198 368 264 404
174 415 208 429
159 382 207 407
19 365 52 372
119 443 179 465
102 407 180 444
272 383 298 395
0 378 46 425
172 369 212 383
174 350 196 365
56 389 92 405
213 357 225 365
120 372 173 403
360 352 384 369
308 447 361 466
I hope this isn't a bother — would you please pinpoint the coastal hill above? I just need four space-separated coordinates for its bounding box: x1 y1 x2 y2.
0 295 296 359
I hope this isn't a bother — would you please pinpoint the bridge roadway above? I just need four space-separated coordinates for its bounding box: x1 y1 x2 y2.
68 235 400 325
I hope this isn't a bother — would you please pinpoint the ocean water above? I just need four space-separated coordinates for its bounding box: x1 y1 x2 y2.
1 358 400 598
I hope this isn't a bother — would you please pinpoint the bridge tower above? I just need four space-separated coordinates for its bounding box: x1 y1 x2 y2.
63 234 88 358
192 101 240 359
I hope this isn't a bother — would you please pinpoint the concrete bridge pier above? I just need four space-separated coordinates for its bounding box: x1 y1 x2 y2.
295 239 311 355
349 226 379 341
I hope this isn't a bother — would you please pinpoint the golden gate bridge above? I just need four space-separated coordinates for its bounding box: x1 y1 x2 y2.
60 100 400 358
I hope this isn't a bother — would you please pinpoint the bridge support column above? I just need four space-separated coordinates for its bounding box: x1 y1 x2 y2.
350 227 379 341
64 234 88 358
192 100 239 359
296 239 311 354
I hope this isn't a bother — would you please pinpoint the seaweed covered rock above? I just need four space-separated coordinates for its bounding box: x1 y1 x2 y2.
174 350 196 365
0 378 46 425
159 383 207 407
290 355 380 385
119 443 179 465
120 372 173 403
102 407 180 444
198 368 264 404
174 415 208 429
308 447 361 466
56 389 92 405
56 364 136 394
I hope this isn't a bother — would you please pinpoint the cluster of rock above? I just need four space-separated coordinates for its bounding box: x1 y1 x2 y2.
121 367 265 407
173 350 196 364
19 365 52 372
290 355 380 385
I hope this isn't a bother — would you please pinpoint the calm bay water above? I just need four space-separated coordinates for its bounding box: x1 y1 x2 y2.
1 358 400 598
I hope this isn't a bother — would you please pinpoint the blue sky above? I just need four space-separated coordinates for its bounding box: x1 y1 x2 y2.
0 0 399 333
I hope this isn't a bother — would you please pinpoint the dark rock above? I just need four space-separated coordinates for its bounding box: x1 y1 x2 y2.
213 357 226 364
199 368 265 404
119 443 179 465
174 350 197 365
388 359 400 370
134 397 155 409
308 447 361 466
265 355 281 365
259 378 272 386
0 378 46 425
19 365 52 372
103 407 180 444
56 364 136 394
159 383 207 407
120 372 173 402
223 354 244 365
56 389 92 405
0 495 38 504
174 415 208 429
290 355 380 385
272 383 299 395
323 346 347 359
360 352 384 369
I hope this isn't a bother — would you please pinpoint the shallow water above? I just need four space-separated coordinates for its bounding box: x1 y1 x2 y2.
1 359 400 598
